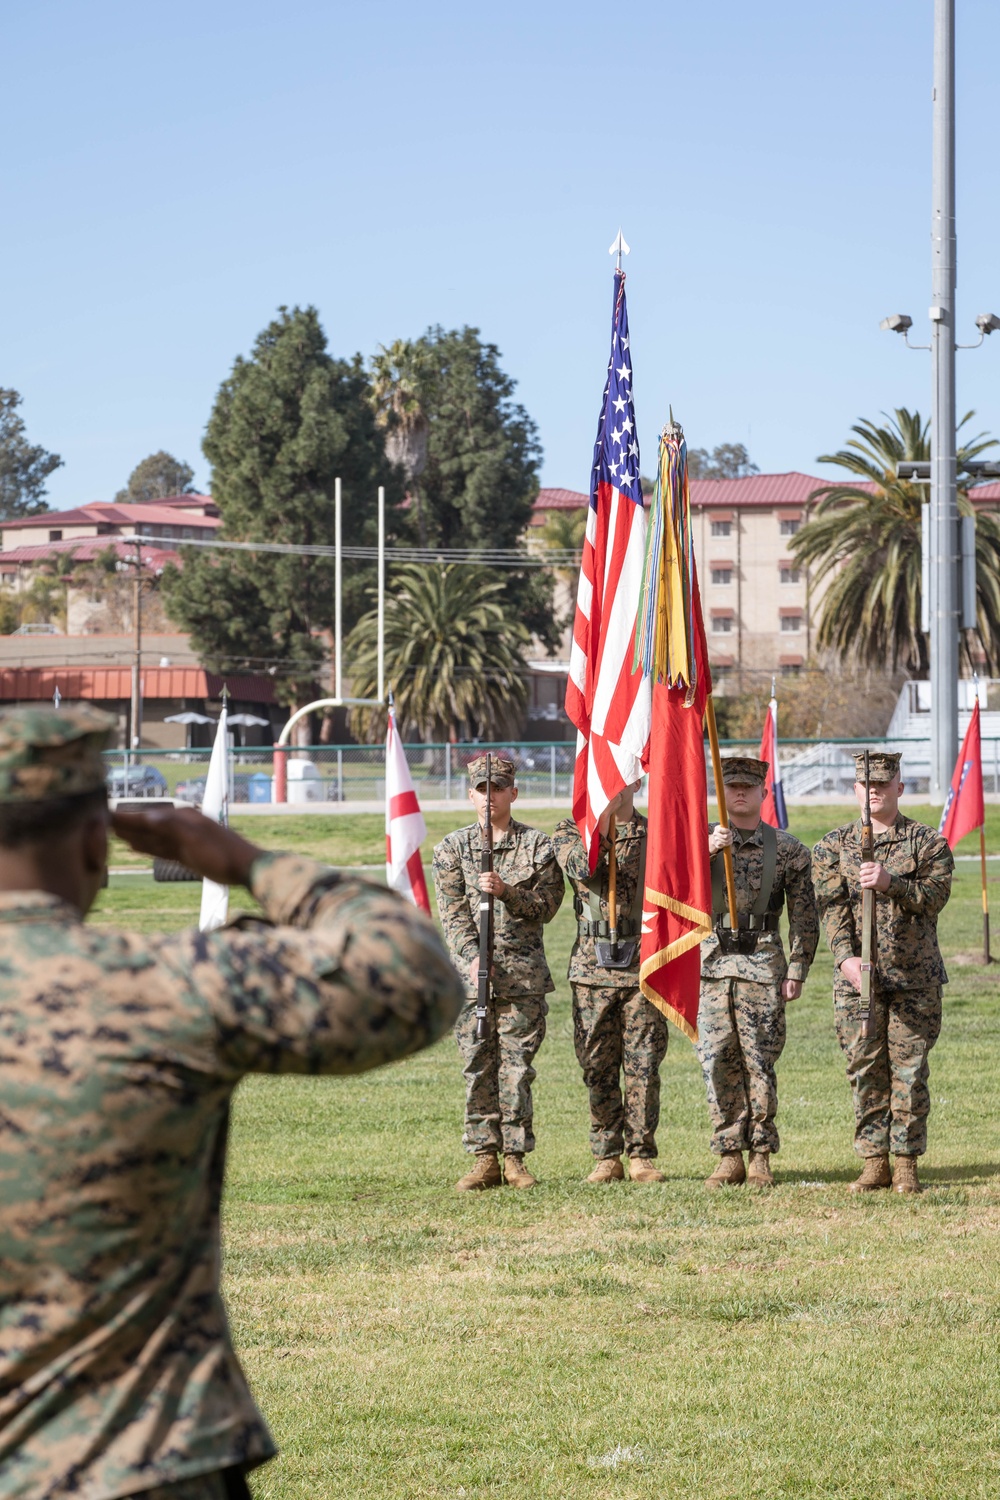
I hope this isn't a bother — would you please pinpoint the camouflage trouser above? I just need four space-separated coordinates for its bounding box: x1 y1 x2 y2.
697 976 786 1155
123 1470 251 1498
455 994 548 1155
834 983 942 1157
572 983 668 1158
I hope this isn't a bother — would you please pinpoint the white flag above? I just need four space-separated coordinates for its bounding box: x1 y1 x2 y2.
199 702 230 932
385 704 430 913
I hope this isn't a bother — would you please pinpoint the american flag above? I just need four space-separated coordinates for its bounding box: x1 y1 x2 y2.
565 269 652 868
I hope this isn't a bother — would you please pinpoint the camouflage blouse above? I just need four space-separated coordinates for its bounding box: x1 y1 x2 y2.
432 818 564 998
812 812 954 989
0 854 463 1500
551 814 647 987
702 822 819 985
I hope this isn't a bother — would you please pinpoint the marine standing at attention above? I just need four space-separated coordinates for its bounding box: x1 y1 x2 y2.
433 754 564 1192
552 780 668 1184
812 751 954 1194
698 755 819 1189
0 705 464 1500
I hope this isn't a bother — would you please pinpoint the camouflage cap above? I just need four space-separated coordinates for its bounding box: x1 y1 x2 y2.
853 750 901 784
0 705 116 802
721 755 769 786
466 753 517 790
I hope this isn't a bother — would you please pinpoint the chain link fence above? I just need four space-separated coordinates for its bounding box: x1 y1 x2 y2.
101 735 1000 805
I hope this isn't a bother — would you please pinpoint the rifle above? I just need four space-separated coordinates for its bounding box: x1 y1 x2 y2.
475 753 494 1042
859 749 876 1040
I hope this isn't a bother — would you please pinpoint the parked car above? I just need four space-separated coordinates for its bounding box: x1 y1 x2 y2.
519 746 575 773
107 766 169 798
173 774 252 806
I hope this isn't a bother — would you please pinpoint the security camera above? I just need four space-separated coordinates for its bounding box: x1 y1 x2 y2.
879 314 913 334
975 313 1000 335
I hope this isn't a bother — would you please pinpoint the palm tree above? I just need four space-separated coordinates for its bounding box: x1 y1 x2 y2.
369 340 430 546
346 563 529 742
791 408 1000 673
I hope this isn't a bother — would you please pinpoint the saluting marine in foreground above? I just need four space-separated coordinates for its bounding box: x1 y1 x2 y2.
812 751 954 1194
433 754 564 1191
699 756 819 1189
0 706 464 1500
552 780 668 1183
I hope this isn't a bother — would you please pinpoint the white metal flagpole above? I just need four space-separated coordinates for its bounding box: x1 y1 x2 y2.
377 485 385 702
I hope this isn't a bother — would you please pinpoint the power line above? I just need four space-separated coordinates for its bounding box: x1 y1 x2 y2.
137 531 582 569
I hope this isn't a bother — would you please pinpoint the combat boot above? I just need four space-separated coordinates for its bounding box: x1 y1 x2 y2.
747 1151 775 1188
504 1153 537 1189
848 1154 892 1193
893 1155 922 1194
455 1152 502 1192
587 1156 625 1183
705 1152 746 1189
629 1157 666 1183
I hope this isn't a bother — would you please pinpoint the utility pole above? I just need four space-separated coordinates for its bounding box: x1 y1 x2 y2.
130 534 143 750
929 0 958 801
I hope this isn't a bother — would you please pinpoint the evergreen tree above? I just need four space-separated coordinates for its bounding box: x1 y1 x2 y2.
0 389 62 519
373 326 557 649
163 306 404 715
115 451 196 504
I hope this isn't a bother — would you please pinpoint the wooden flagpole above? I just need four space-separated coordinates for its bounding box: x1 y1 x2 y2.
705 695 738 929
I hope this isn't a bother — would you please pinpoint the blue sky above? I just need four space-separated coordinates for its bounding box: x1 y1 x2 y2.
5 0 1000 511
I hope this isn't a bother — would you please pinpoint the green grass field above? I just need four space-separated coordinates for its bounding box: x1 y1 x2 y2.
92 808 1000 1499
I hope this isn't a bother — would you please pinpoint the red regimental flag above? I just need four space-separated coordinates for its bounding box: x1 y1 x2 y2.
385 705 430 914
639 571 713 1042
939 699 984 849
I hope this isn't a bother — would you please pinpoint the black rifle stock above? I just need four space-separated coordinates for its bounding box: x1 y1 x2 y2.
475 754 494 1042
860 750 876 1040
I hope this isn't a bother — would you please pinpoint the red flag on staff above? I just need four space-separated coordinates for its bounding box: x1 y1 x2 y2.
385 701 430 914
940 697 985 849
633 422 713 1042
565 267 651 869
758 690 788 830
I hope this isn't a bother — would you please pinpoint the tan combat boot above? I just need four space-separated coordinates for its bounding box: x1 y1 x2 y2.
893 1155 922 1194
848 1154 892 1193
747 1151 775 1188
705 1152 746 1189
629 1157 666 1183
455 1152 502 1192
587 1156 625 1183
504 1153 537 1189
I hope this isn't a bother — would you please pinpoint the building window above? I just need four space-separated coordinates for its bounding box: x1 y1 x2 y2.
780 660 803 676
711 567 732 585
780 614 803 633
779 517 801 536
48 530 62 542
779 565 801 584
710 519 732 538
711 615 734 634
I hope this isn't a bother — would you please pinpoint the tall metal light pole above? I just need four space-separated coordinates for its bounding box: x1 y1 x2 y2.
929 0 958 801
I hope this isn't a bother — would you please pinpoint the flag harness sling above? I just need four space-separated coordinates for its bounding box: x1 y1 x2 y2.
712 822 779 956
575 826 648 970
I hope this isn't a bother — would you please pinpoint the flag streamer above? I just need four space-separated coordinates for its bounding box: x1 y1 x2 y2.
633 418 713 1042
634 421 700 699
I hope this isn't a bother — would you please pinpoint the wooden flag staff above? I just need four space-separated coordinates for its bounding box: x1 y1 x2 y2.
705 695 738 930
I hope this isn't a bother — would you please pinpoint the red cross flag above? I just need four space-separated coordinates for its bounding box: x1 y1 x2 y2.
385 702 430 913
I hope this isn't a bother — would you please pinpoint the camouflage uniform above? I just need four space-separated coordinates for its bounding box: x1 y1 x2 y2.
698 758 819 1158
813 766 954 1159
552 813 668 1161
0 706 464 1500
432 759 564 1157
